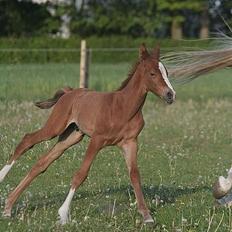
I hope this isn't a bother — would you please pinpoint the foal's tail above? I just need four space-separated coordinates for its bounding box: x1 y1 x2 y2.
35 86 73 109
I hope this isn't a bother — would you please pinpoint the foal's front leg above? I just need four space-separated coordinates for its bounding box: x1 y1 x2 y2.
58 137 103 225
121 139 154 223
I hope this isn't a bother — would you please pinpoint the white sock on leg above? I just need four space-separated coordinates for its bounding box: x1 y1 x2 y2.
58 188 75 225
0 161 15 183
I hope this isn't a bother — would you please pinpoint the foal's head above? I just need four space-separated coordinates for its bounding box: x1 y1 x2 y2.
139 44 176 104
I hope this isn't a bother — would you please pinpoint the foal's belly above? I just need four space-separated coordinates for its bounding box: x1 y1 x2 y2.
72 109 129 142
70 93 107 136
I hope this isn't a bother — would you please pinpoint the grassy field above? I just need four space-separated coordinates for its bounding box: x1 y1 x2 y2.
0 63 232 231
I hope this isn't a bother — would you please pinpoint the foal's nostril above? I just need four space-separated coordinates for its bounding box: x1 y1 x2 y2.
167 91 173 100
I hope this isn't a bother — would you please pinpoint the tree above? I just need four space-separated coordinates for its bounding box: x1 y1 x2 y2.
209 0 232 35
0 0 230 39
43 0 76 37
0 0 49 37
156 0 208 39
70 0 162 37
200 2 209 39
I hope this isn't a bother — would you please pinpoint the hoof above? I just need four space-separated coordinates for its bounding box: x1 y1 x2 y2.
58 217 69 225
0 177 4 183
2 209 11 218
144 215 154 223
58 208 69 225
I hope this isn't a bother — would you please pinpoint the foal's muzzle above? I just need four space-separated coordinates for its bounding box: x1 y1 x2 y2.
164 90 175 104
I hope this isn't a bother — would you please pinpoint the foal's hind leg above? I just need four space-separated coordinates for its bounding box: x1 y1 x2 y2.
0 111 68 183
0 128 49 183
3 127 84 217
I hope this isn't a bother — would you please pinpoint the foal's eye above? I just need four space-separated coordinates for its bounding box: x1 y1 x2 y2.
150 72 155 76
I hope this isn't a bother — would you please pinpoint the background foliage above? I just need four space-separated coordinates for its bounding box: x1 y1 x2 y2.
0 36 211 64
0 0 231 39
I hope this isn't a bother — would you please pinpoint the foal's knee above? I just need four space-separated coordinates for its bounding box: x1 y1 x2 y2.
129 167 140 182
31 159 48 174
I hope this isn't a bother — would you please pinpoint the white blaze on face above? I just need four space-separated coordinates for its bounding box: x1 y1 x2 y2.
158 62 176 98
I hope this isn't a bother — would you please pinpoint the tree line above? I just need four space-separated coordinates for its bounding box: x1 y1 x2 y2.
0 0 231 39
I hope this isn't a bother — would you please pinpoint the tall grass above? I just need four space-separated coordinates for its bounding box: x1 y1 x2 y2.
0 63 232 101
0 37 211 63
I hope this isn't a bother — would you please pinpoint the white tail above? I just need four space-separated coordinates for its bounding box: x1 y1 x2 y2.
163 36 232 83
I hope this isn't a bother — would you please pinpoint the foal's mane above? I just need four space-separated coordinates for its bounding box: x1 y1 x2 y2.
117 60 141 91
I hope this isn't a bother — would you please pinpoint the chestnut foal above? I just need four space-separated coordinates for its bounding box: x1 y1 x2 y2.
0 44 175 224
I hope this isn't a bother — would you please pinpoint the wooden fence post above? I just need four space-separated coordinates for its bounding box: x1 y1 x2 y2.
79 40 89 88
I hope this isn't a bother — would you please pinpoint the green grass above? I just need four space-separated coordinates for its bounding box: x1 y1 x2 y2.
1 63 232 231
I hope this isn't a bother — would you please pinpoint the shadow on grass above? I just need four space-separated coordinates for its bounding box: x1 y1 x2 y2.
143 184 211 204
9 184 211 217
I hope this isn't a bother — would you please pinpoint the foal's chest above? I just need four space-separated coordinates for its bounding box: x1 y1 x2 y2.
101 113 145 145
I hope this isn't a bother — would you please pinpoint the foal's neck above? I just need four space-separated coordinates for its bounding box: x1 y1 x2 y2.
119 69 147 119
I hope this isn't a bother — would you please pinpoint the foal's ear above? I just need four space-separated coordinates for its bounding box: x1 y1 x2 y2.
139 43 149 60
152 44 160 60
